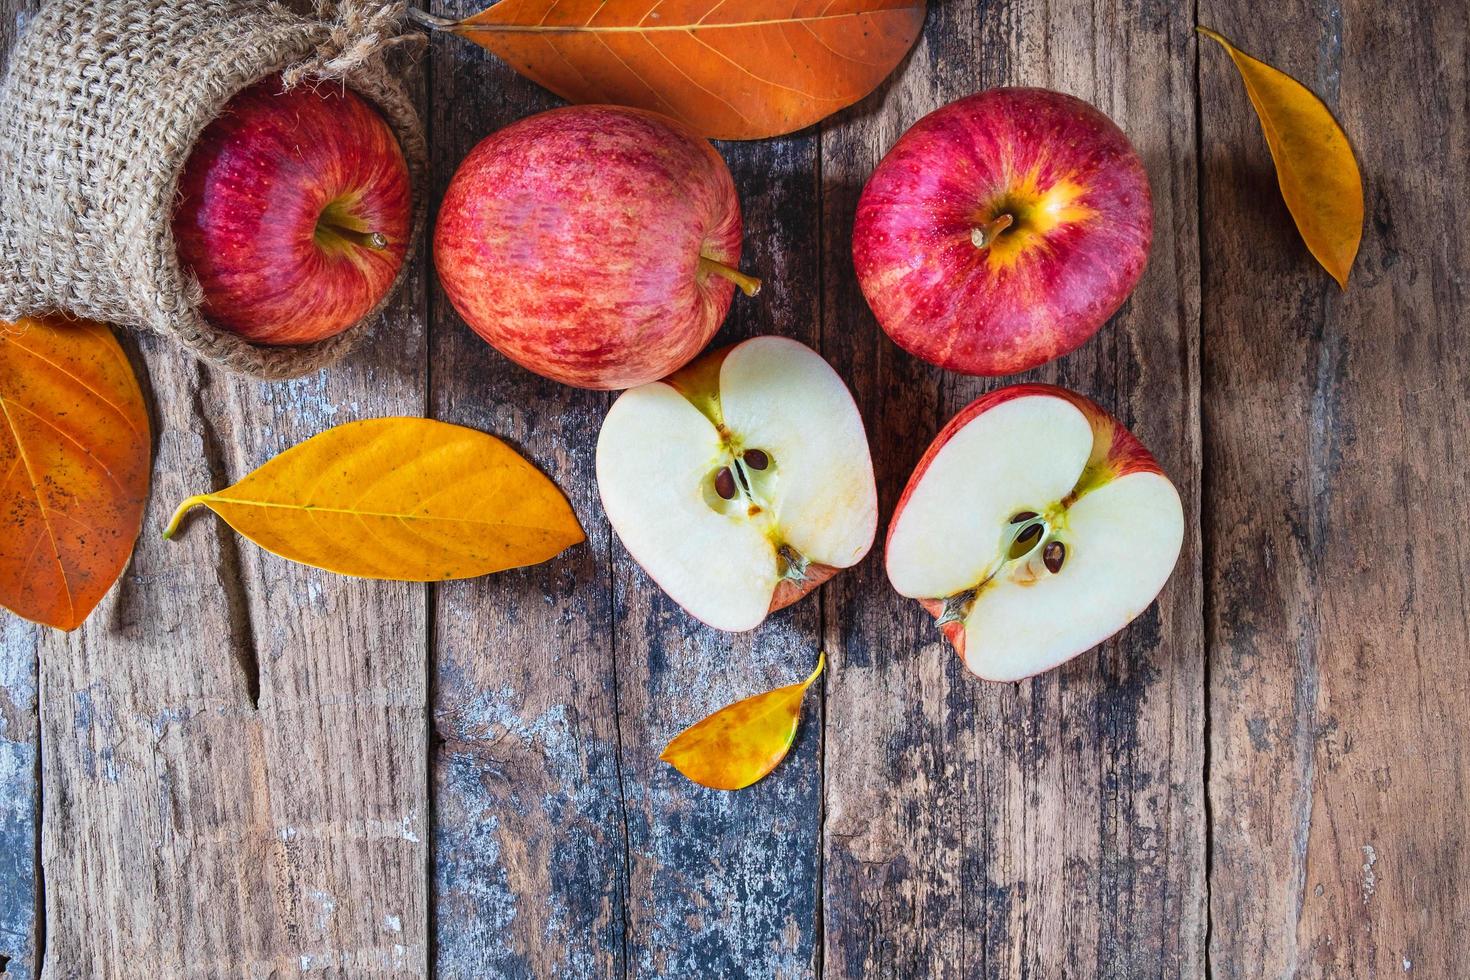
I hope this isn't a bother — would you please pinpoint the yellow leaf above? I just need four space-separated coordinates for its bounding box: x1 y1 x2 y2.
418 1 926 141
0 316 150 630
164 417 583 580
1199 26 1364 287
660 653 825 791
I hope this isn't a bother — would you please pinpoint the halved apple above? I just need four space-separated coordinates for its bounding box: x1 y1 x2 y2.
597 336 878 632
886 384 1183 681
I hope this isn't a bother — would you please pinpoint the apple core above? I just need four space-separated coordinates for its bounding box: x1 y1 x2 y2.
886 384 1183 681
598 336 878 632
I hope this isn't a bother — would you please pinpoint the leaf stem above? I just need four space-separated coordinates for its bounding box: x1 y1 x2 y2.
406 8 456 30
698 256 762 297
163 495 209 540
803 651 826 688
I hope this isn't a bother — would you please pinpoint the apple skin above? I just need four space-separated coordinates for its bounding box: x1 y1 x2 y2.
890 383 1165 669
435 106 748 390
853 87 1152 376
172 75 412 346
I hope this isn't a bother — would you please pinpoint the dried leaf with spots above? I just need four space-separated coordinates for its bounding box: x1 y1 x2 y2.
0 316 150 630
661 653 824 791
1199 26 1364 287
165 417 583 580
417 1 926 140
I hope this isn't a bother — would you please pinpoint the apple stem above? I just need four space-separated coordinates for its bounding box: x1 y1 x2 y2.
699 256 762 297
971 213 1015 249
321 223 388 251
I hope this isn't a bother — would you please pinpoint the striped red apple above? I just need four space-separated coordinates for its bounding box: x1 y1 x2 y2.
435 105 760 390
886 384 1183 681
172 75 412 346
853 87 1152 376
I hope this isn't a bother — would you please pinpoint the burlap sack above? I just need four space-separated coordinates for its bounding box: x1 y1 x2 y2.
0 0 427 379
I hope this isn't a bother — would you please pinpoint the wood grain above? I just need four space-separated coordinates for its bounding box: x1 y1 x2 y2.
1 8 44 979
611 132 825 976
29 293 430 976
0 618 39 980
1200 1 1470 975
818 0 1206 974
424 7 627 976
3 0 1468 975
0 24 433 971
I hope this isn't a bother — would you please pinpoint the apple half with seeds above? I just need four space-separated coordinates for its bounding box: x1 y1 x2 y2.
598 336 878 632
886 384 1183 681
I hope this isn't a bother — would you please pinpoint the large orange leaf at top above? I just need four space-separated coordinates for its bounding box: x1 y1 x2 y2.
0 316 150 630
437 0 927 139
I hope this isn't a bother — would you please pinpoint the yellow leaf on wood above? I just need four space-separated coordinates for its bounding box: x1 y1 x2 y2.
660 653 825 791
165 417 584 580
428 0 927 140
1199 26 1364 287
0 316 150 630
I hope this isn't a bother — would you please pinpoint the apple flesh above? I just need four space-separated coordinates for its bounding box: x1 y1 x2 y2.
172 75 412 346
434 105 759 390
886 384 1182 681
853 87 1153 376
597 336 877 632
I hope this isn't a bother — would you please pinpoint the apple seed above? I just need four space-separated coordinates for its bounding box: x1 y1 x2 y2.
1009 510 1038 524
743 448 769 470
1043 540 1066 573
1007 520 1044 560
714 467 736 500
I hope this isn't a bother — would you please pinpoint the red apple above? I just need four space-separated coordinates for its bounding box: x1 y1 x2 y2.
886 384 1182 681
433 105 759 390
172 75 412 346
853 88 1153 376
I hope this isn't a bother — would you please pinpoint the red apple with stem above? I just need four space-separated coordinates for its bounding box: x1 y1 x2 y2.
172 75 412 346
853 87 1153 376
886 384 1183 681
434 105 760 390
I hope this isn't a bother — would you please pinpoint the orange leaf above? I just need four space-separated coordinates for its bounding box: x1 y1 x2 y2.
426 1 926 140
0 316 150 630
660 652 824 790
1199 26 1364 287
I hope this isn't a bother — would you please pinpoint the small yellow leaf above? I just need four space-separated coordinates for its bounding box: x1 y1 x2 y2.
165 417 583 580
1199 26 1364 287
660 653 825 791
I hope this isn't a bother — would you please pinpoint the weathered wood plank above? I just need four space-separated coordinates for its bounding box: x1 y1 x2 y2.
2 6 50 978
36 320 430 976
819 1 1206 975
1200 2 1470 976
424 9 627 977
23 36 432 977
610 132 825 977
0 617 39 980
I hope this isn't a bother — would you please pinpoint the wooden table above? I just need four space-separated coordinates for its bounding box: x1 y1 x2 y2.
2 1 1465 976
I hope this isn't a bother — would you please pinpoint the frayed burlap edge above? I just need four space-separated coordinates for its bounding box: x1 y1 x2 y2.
0 0 427 381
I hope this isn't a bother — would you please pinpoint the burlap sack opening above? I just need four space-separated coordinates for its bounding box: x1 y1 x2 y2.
0 0 427 380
